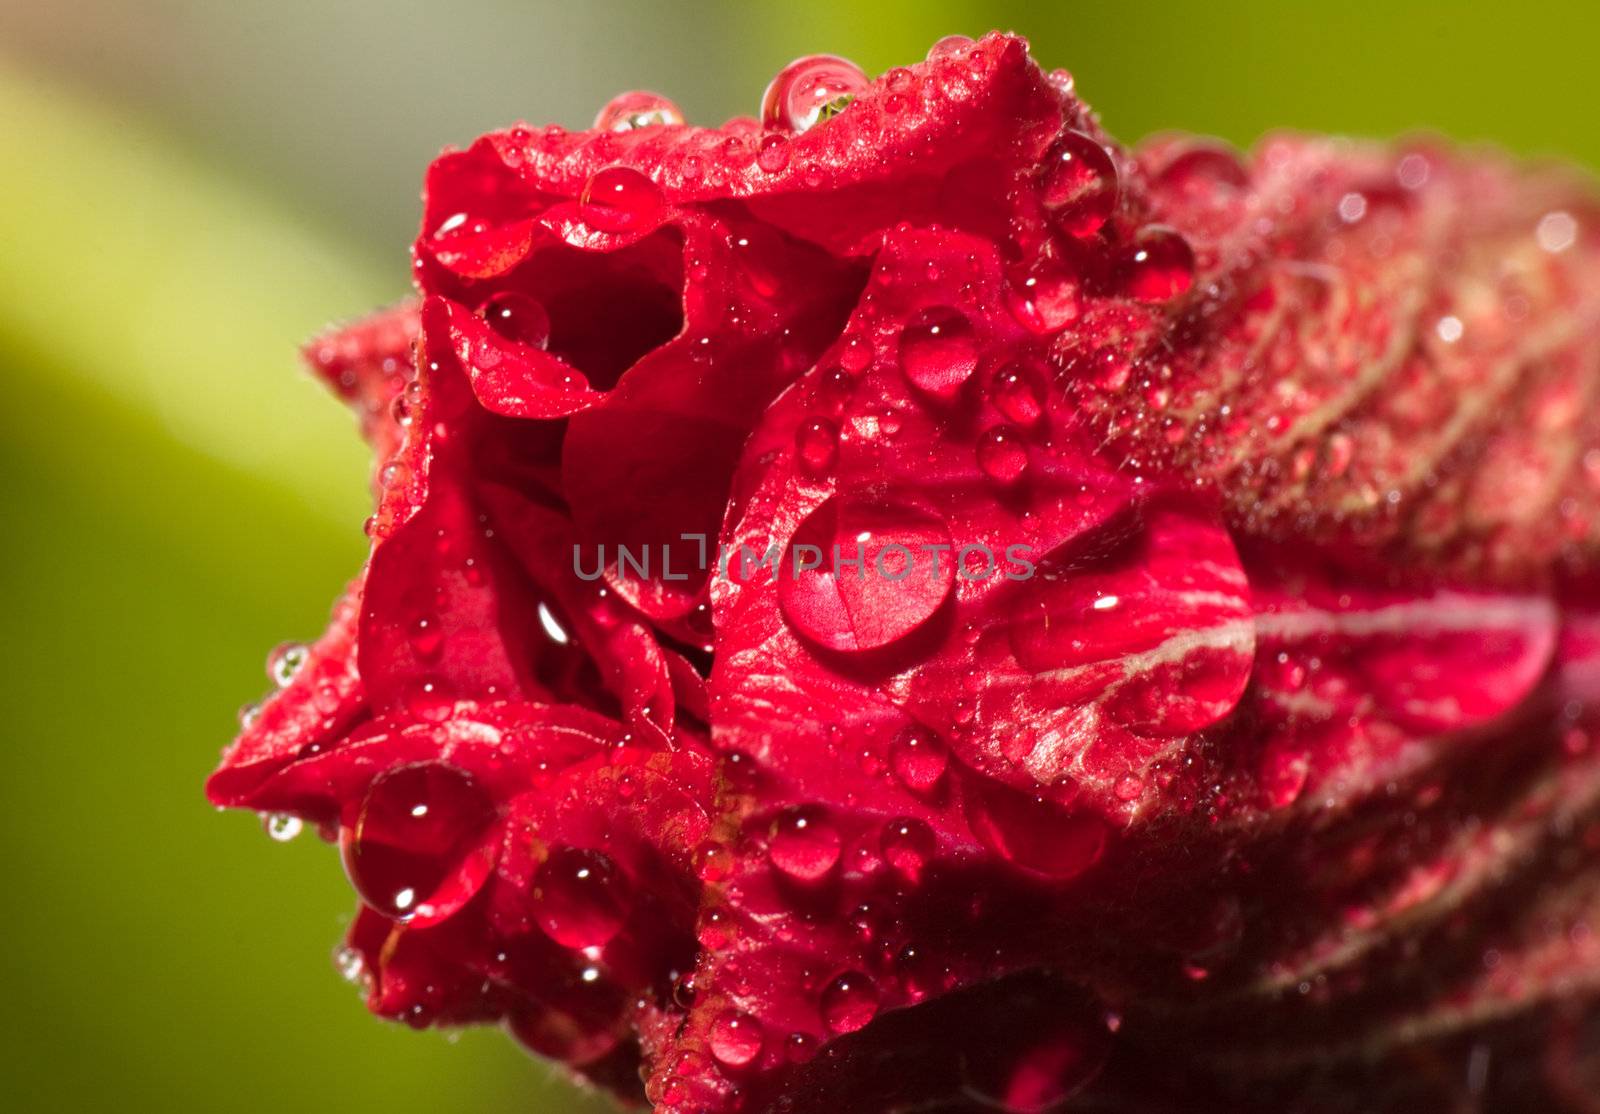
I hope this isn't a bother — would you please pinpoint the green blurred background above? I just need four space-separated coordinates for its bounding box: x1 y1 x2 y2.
1 2 1595 1110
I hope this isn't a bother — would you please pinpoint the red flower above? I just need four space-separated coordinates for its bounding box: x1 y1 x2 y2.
209 32 1600 1112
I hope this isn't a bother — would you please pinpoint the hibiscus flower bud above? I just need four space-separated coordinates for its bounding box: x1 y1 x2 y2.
208 31 1600 1113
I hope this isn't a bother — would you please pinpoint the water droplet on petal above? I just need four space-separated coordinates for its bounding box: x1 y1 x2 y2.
694 839 733 883
333 944 368 986
977 425 1029 483
768 805 841 881
533 846 629 949
965 781 1109 880
820 971 878 1034
762 55 868 133
880 817 935 881
989 360 1046 426
263 812 303 842
268 641 308 687
891 725 949 793
710 1009 764 1067
1040 131 1118 237
341 763 495 921
480 292 551 350
900 306 978 397
578 166 665 232
795 417 839 475
1119 226 1194 302
777 497 955 652
756 133 792 173
594 90 685 132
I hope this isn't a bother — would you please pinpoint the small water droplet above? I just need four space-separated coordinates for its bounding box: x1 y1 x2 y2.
593 90 685 132
976 425 1029 483
694 839 733 883
268 641 308 687
1119 227 1194 303
333 944 368 986
756 133 792 173
710 1009 764 1067
1040 131 1118 238
480 292 551 349
578 166 664 232
880 817 935 882
263 812 303 842
795 417 839 475
899 306 978 397
761 55 869 133
533 846 629 949
820 971 878 1034
768 806 841 881
891 725 949 793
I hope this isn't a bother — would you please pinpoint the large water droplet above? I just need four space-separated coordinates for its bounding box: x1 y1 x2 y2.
891 725 949 793
820 971 878 1034
480 291 551 350
709 1009 764 1067
593 90 685 132
578 166 665 233
777 497 955 653
533 846 629 949
768 805 841 881
965 781 1108 880
340 763 494 921
761 55 869 133
1040 131 1118 238
899 307 978 398
1118 226 1195 303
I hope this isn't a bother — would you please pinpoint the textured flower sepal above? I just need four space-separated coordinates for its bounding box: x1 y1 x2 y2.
209 30 1600 1113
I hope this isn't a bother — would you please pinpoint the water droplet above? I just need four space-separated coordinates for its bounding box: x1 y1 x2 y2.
977 425 1029 483
1040 131 1118 237
402 677 454 722
480 291 551 350
899 306 978 397
795 417 839 475
880 817 935 881
990 362 1046 425
333 944 368 986
710 1009 764 1067
838 333 873 374
263 812 303 842
1113 776 1144 803
578 166 664 232
594 90 685 132
1118 226 1194 302
268 641 308 687
777 498 955 652
761 55 868 133
768 806 841 881
927 35 974 59
965 781 1109 880
1152 140 1249 193
756 133 792 173
340 763 494 921
891 725 949 793
820 971 878 1034
1536 210 1578 254
694 839 733 883
532 845 628 949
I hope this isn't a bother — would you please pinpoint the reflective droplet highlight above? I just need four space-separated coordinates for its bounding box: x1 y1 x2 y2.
532 845 628 949
767 805 841 881
761 55 869 134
